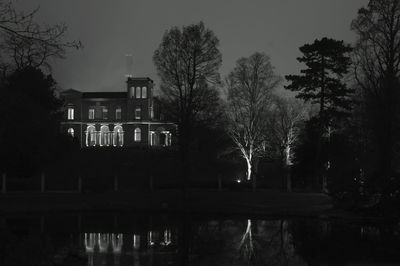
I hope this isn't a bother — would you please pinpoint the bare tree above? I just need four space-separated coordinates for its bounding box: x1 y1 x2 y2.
226 52 281 181
351 0 400 190
267 95 308 192
0 1 81 74
153 21 222 189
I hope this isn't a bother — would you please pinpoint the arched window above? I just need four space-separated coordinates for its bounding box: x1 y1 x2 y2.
135 87 141 98
134 128 141 142
85 125 96 147
68 128 74 137
141 86 147 98
113 125 124 147
100 125 110 146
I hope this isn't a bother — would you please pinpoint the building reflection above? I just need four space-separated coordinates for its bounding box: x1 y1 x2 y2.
82 229 175 265
2 214 399 266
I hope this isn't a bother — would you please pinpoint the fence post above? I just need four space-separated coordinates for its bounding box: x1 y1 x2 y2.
2 173 6 194
41 173 45 193
78 176 82 193
218 175 222 191
114 175 118 192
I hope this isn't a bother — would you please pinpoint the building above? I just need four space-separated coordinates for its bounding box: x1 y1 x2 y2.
60 76 176 148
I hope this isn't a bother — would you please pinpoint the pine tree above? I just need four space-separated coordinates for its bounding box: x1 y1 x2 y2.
285 37 353 125
285 37 353 191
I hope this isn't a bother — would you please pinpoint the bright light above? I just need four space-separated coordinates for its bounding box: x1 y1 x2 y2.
237 179 241 183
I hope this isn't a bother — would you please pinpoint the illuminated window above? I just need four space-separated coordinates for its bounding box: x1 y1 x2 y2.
68 128 74 137
166 132 172 146
100 125 110 146
150 131 155 146
115 107 121 120
141 86 147 98
86 125 96 146
134 128 141 142
135 87 141 98
113 125 124 147
102 107 108 119
67 107 74 120
135 108 141 119
88 108 95 120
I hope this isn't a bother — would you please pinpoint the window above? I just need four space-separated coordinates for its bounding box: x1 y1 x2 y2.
134 128 141 142
135 108 141 119
115 107 121 120
141 87 147 98
86 125 96 146
67 128 74 137
67 107 74 120
113 125 124 147
150 106 154 119
100 125 110 146
135 87 141 98
88 108 95 120
130 87 135 98
166 132 172 146
150 131 155 146
102 107 108 120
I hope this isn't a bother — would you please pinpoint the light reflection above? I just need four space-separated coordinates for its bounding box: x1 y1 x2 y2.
111 233 123 254
98 233 109 253
161 229 172 246
133 234 140 250
148 231 155 246
84 233 96 253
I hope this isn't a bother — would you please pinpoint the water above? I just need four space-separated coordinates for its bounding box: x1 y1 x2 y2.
0 213 399 265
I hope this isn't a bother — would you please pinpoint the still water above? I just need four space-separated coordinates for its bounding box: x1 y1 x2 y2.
0 213 399 265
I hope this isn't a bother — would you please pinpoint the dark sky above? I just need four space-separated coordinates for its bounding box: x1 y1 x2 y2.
16 0 368 92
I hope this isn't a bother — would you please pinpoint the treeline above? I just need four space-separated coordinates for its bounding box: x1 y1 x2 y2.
153 0 400 206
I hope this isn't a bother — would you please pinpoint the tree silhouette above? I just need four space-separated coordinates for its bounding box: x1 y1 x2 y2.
0 67 69 176
285 38 353 190
153 21 222 190
0 1 81 76
352 0 400 194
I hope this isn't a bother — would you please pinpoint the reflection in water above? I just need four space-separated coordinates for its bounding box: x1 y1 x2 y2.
239 219 255 263
0 214 400 265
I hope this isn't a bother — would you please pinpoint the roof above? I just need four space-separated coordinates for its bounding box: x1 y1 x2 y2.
61 88 82 95
127 77 153 82
82 92 127 99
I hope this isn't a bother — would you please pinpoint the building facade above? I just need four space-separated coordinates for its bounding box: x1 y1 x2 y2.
60 77 176 148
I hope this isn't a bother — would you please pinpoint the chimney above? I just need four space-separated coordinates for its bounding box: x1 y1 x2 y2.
125 54 133 78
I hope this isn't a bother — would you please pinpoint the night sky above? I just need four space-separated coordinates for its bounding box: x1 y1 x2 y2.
16 0 368 93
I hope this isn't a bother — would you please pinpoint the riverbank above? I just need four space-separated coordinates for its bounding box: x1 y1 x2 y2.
0 189 332 217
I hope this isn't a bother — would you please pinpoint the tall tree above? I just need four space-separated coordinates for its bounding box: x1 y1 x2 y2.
226 52 281 181
153 21 222 184
352 0 400 192
285 38 353 190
